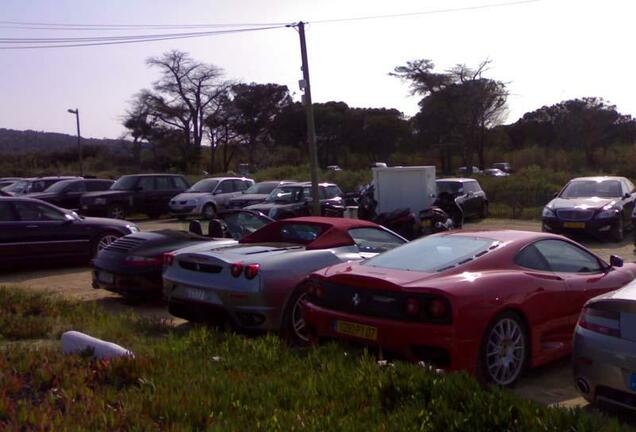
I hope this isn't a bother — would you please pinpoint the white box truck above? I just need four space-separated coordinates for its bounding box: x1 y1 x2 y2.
372 166 436 214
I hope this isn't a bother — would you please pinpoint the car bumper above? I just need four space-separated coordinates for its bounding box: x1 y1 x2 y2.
302 301 474 373
163 277 278 330
92 267 162 297
542 217 618 238
169 204 201 217
573 325 636 409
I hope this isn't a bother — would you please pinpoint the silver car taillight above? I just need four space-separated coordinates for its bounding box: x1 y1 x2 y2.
578 306 620 338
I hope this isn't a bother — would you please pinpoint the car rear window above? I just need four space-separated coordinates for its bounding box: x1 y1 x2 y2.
364 235 496 272
279 223 324 243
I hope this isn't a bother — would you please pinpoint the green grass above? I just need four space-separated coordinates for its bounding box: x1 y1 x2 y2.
0 286 631 431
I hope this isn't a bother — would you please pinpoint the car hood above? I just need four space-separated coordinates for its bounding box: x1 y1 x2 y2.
171 192 210 201
80 216 135 228
230 193 268 202
548 197 616 210
82 190 130 199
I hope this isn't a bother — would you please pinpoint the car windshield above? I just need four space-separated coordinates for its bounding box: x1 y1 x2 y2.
265 186 310 203
364 235 496 272
4 180 29 193
245 182 277 195
560 180 622 199
187 179 219 193
436 181 462 194
111 176 138 191
44 180 74 193
279 223 323 242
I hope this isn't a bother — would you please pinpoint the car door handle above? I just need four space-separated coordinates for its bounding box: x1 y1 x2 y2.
524 271 563 281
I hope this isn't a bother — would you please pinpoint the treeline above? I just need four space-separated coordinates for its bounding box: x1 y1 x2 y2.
3 50 636 187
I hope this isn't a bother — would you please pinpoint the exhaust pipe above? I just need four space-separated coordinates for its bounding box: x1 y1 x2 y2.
576 377 590 394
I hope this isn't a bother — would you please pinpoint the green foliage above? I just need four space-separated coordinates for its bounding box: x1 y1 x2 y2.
0 287 632 430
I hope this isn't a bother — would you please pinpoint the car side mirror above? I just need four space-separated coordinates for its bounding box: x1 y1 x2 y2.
624 193 631 199
610 255 624 268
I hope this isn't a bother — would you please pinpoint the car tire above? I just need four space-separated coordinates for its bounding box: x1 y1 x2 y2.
92 231 123 257
480 202 489 219
281 283 311 346
610 216 624 243
202 203 216 220
476 311 528 387
108 204 126 220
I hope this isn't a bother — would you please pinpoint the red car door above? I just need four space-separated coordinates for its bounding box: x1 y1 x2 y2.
533 239 629 328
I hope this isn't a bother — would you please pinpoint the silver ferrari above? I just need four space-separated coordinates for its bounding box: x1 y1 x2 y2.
162 216 407 343
573 276 636 410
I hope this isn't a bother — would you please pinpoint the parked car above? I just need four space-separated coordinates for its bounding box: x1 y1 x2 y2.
456 166 482 176
163 217 407 343
27 178 114 210
244 182 345 219
435 178 488 221
80 174 189 219
228 180 295 209
542 176 636 242
482 168 510 177
4 176 80 196
492 162 513 173
0 197 138 266
93 209 272 301
302 230 636 386
572 276 636 410
327 165 342 172
169 177 254 219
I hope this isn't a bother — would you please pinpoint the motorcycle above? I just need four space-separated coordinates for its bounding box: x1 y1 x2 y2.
357 184 456 240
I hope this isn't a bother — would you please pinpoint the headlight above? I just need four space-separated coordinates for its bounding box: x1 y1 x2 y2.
95 198 107 205
596 208 619 219
542 207 555 218
126 224 140 233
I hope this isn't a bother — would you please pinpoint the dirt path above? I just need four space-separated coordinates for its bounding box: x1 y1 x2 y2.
2 217 636 409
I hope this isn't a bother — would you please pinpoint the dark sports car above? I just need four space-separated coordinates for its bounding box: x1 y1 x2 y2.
302 230 636 386
0 197 138 266
92 210 272 300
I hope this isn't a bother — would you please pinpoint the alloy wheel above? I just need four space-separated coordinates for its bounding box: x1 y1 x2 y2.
109 206 125 219
485 317 525 386
97 234 120 252
291 292 309 342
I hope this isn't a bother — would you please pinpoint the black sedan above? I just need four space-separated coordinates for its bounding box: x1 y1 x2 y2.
245 182 345 219
92 209 273 300
0 197 138 266
542 176 636 242
27 178 114 210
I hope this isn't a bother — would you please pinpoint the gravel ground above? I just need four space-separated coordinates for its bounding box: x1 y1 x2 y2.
2 217 636 412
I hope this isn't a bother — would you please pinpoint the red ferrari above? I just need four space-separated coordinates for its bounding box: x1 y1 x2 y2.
302 230 636 386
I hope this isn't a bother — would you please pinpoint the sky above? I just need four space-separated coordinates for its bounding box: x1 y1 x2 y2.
1 0 635 139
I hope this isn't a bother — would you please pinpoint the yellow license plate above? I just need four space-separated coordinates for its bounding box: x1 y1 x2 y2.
563 222 585 229
335 320 378 341
421 219 431 227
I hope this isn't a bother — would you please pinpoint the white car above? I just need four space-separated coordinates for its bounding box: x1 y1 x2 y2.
169 177 254 219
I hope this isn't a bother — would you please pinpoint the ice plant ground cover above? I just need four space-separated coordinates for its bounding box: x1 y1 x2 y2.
0 286 631 431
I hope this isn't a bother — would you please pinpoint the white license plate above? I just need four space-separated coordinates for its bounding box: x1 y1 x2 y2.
97 271 114 284
185 288 206 302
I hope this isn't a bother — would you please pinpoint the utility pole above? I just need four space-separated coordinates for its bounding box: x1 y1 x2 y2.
67 108 83 176
296 21 321 216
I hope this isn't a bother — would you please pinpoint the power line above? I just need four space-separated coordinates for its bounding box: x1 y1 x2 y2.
0 25 287 49
309 0 541 24
0 20 289 30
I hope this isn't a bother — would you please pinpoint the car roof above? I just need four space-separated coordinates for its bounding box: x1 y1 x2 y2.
197 176 253 181
440 229 564 243
284 181 337 187
569 176 626 182
27 176 79 181
119 173 184 177
239 216 381 250
437 178 477 183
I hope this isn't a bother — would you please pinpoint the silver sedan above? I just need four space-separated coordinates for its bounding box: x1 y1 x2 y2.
573 278 636 410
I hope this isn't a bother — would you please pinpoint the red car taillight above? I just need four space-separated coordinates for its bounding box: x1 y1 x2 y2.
306 278 324 299
579 307 620 338
405 298 420 317
428 299 448 319
230 262 244 278
162 252 176 267
244 263 260 280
